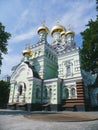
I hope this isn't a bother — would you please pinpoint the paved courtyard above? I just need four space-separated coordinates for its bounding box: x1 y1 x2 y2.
0 109 98 130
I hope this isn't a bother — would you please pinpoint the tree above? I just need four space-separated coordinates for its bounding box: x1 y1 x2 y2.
0 80 10 108
80 0 98 85
80 19 98 73
0 22 11 66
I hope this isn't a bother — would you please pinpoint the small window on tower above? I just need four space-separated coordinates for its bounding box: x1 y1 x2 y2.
66 65 71 76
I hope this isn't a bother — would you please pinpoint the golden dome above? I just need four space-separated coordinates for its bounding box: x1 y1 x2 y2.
22 45 33 57
37 25 49 34
66 24 75 36
60 31 66 37
65 30 75 36
50 24 65 35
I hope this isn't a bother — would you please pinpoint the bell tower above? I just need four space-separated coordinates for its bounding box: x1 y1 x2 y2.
65 24 75 47
37 21 49 43
22 44 33 63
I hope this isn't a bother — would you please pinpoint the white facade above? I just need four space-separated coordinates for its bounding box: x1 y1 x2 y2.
8 23 88 111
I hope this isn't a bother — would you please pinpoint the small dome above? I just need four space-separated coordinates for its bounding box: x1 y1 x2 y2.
60 31 66 37
37 25 49 34
65 30 75 36
50 24 66 35
66 24 75 36
22 46 33 57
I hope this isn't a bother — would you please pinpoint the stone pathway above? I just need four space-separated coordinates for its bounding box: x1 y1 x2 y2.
0 109 98 130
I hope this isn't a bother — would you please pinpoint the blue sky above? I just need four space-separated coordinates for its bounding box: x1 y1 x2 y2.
0 0 97 78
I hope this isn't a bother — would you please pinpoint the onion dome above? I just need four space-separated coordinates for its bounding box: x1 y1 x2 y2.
22 45 33 57
65 24 75 36
50 23 66 36
37 25 49 34
65 30 75 36
37 20 49 34
60 31 66 37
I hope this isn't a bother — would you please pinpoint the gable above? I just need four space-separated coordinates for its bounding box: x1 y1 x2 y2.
10 62 33 82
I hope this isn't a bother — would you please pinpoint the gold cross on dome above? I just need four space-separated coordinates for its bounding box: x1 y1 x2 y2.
68 24 71 30
25 43 30 49
56 18 60 24
42 20 45 26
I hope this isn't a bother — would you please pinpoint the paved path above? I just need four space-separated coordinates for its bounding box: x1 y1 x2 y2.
0 109 98 130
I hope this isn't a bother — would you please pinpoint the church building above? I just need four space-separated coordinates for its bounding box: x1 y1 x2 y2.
8 22 96 111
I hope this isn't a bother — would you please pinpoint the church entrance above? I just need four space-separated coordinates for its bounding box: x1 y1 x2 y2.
16 82 26 103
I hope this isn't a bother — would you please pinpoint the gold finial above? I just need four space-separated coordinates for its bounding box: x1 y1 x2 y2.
22 43 33 57
25 43 30 50
56 18 60 24
68 24 71 30
37 20 49 34
66 24 75 36
42 20 46 26
50 19 66 35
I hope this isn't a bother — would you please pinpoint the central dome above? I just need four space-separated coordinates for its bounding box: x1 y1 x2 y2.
50 24 66 36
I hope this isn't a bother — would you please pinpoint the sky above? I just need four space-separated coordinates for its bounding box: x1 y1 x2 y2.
0 0 97 78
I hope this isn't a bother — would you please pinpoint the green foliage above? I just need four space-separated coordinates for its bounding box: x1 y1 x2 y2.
0 80 10 108
80 0 98 74
80 19 98 74
0 22 11 66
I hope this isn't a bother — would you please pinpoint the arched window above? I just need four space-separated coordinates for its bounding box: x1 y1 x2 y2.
65 88 69 99
66 65 71 76
36 88 40 99
44 88 47 98
18 85 22 95
71 88 76 97
49 88 52 97
34 51 37 57
65 60 73 77
39 32 46 42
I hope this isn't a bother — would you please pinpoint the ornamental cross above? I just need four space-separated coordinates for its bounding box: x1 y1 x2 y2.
26 43 30 49
68 24 71 30
42 20 45 26
56 18 60 24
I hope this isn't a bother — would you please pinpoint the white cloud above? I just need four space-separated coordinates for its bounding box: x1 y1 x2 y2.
60 0 96 35
0 54 22 77
10 0 96 44
10 27 37 43
12 9 29 33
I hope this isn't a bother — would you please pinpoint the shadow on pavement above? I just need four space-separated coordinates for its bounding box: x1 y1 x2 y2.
0 109 31 115
0 109 57 116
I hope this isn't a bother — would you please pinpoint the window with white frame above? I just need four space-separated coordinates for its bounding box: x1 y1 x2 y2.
44 88 48 98
71 88 75 97
49 88 52 98
63 87 69 99
66 65 71 76
65 88 69 99
65 60 73 77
